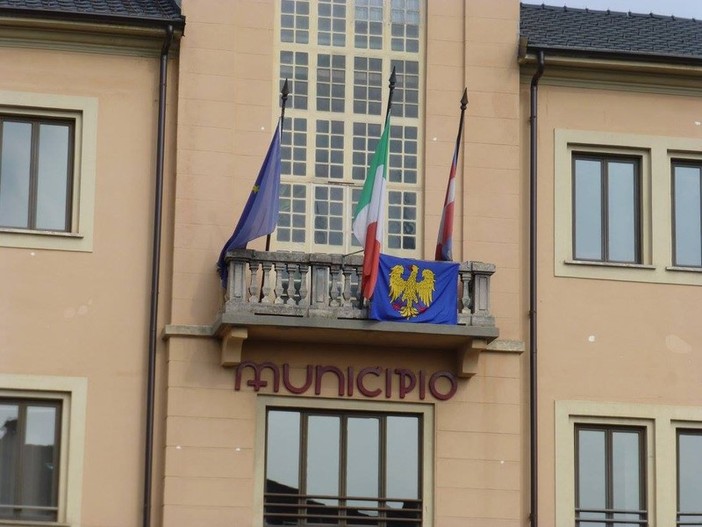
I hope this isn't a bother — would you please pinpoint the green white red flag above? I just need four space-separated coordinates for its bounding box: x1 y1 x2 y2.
352 117 391 300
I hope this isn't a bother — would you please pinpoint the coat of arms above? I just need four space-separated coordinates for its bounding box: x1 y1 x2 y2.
388 264 436 319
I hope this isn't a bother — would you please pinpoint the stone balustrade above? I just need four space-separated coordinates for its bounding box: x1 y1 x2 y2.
222 249 495 327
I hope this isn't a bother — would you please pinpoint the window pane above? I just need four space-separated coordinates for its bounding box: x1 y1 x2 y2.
611 430 641 513
574 159 603 260
306 415 340 505
318 0 346 47
347 417 379 501
280 52 309 111
386 416 419 500
0 121 32 228
674 165 702 267
577 429 606 510
20 406 58 519
679 432 702 517
0 404 19 511
266 410 300 492
607 161 637 263
36 124 70 231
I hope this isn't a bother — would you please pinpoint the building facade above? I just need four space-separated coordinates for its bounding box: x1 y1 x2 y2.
0 2 184 526
2 1 702 527
164 1 524 526
520 5 702 527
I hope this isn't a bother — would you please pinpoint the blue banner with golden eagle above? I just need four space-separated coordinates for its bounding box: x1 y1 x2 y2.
369 254 460 324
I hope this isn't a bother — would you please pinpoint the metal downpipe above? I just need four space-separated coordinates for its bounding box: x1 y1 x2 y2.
529 50 545 527
143 23 173 527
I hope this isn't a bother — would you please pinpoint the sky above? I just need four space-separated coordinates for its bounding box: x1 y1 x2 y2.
522 0 702 19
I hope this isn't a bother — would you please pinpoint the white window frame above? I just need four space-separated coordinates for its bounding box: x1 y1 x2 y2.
253 395 434 527
555 129 702 286
0 374 87 527
555 400 702 527
0 91 97 253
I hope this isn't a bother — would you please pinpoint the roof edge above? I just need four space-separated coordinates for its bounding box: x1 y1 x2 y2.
518 50 702 82
520 2 702 23
523 43 702 68
0 6 185 31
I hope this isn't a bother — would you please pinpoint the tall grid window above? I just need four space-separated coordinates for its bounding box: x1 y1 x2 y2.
276 0 423 254
264 408 422 526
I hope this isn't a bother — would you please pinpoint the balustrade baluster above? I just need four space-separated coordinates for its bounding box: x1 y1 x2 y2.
341 267 353 307
274 262 286 304
298 264 309 307
286 263 299 304
329 263 342 307
261 261 273 304
248 262 260 304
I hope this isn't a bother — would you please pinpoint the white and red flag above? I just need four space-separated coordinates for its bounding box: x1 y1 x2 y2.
435 142 458 261
435 88 468 261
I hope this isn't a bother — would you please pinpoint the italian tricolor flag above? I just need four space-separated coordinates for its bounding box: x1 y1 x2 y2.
352 118 391 300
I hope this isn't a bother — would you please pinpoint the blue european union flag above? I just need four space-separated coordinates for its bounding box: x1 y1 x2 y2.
217 122 281 287
369 254 459 324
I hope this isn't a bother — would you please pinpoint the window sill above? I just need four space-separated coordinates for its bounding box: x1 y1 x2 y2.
0 227 83 239
564 260 656 270
666 265 702 273
0 521 69 527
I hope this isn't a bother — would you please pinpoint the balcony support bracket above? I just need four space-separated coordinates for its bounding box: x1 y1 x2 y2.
221 327 248 367
456 338 490 378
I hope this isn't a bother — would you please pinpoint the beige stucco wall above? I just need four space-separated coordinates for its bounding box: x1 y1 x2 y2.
0 42 178 527
172 0 525 342
162 338 523 527
524 73 702 525
166 1 526 526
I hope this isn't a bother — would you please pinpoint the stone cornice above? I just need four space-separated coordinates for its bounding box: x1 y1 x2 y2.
0 16 182 57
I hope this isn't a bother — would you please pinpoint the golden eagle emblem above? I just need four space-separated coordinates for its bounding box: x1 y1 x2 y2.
388 264 436 319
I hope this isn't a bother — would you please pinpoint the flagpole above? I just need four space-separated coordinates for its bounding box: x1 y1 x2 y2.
385 66 396 122
264 79 289 253
451 88 468 256
435 88 468 261
456 88 468 159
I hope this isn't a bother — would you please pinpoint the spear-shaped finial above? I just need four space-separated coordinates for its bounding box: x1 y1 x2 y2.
385 66 397 121
280 78 290 125
457 87 469 142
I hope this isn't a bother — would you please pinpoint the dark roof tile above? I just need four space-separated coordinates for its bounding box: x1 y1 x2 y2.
520 3 702 60
0 0 184 26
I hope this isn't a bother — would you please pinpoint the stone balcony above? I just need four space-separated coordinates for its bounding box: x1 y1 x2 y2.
212 249 499 377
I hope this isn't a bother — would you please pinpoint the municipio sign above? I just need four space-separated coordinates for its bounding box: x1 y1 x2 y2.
234 360 458 401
